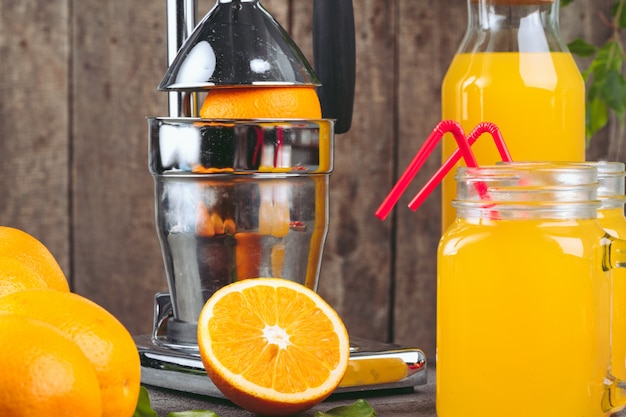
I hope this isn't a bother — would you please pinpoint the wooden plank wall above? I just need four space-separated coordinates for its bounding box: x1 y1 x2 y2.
0 0 620 359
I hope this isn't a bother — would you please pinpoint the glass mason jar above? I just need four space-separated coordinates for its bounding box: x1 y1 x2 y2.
437 163 626 417
440 0 585 231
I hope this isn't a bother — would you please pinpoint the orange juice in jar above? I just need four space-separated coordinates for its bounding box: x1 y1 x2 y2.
441 0 585 231
437 163 624 417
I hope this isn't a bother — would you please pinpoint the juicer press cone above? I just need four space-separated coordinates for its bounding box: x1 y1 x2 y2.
159 0 319 90
162 0 356 134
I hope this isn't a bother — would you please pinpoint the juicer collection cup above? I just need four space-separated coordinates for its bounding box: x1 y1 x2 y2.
148 117 333 346
436 162 626 417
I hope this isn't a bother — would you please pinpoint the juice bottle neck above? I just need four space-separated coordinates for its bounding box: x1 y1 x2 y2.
459 0 568 53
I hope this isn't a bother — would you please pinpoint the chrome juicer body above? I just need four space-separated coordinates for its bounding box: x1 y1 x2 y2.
136 0 427 395
148 117 333 346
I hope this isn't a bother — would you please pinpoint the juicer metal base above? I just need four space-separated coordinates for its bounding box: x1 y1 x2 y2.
134 293 427 397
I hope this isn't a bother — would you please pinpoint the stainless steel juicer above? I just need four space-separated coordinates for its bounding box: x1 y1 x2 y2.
135 0 427 396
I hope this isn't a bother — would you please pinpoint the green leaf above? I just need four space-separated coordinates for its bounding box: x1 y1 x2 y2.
314 399 377 417
133 387 158 417
597 41 624 75
586 96 609 144
166 411 218 417
602 70 626 115
569 1 626 144
567 38 597 57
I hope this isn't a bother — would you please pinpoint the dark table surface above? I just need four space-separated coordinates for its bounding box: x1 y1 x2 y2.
144 365 436 417
143 364 626 417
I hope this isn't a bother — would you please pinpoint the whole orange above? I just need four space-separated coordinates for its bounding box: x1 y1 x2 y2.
0 255 50 298
0 314 103 416
200 86 322 119
0 226 69 292
0 289 141 417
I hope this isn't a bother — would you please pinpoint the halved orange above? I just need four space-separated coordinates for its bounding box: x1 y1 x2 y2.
197 278 350 416
200 86 322 120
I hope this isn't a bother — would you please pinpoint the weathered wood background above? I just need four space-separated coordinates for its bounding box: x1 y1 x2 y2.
0 0 620 358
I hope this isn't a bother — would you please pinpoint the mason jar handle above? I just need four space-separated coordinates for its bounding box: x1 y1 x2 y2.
602 234 626 411
605 234 626 271
603 374 626 412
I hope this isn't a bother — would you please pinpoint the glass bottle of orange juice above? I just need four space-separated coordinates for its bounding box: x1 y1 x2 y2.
440 0 585 231
437 163 626 417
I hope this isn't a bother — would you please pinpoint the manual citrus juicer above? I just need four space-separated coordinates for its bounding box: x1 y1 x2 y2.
134 0 426 396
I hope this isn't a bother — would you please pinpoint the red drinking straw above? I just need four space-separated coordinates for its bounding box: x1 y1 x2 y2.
407 122 512 211
274 126 284 167
251 125 265 166
374 120 480 221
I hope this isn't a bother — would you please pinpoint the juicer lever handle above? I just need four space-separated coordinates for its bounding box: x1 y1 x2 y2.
313 0 356 135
